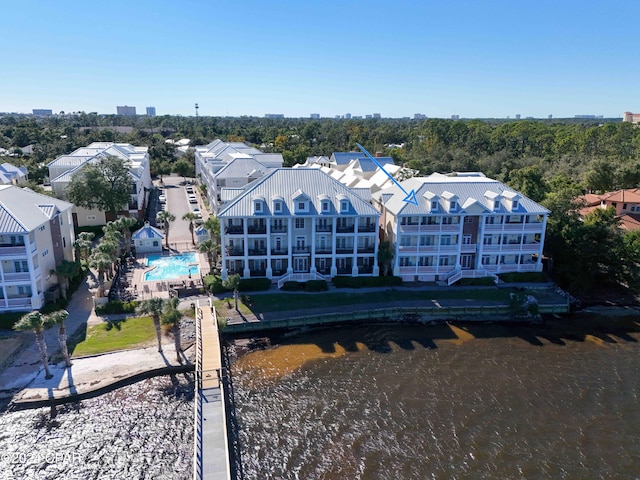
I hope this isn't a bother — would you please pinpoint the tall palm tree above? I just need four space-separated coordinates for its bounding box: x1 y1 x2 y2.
156 210 176 248
223 273 241 310
203 216 220 244
109 216 138 255
182 212 198 245
162 297 184 362
197 239 217 274
89 251 112 297
74 231 95 264
136 297 165 352
51 260 81 300
47 310 71 368
14 311 54 379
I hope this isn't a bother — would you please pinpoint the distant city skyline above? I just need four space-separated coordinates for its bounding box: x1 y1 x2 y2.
1 1 638 119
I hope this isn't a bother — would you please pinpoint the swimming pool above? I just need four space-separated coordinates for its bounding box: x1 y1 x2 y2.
144 253 200 281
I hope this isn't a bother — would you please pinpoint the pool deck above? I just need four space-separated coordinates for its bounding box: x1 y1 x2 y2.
120 251 208 300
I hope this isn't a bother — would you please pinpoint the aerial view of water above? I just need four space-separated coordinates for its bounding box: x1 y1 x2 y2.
229 316 640 480
0 375 194 480
1 316 639 480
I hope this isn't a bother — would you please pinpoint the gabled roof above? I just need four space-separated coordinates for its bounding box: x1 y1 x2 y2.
214 158 272 179
218 169 380 218
0 185 73 233
374 172 550 216
132 222 164 240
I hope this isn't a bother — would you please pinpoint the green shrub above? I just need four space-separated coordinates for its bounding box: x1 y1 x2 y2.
95 300 139 315
238 278 271 292
203 274 225 293
456 277 496 286
332 276 403 288
74 225 104 237
305 280 328 291
499 272 549 283
0 312 27 330
281 281 301 291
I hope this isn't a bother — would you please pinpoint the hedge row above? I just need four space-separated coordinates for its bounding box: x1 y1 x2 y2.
332 276 403 288
455 277 496 286
280 280 328 292
95 300 139 315
203 275 271 293
498 272 549 283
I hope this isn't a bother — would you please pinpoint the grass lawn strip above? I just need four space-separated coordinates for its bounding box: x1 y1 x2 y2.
213 288 541 317
72 316 155 357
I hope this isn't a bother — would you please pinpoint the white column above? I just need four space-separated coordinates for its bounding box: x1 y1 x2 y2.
310 218 317 274
287 217 293 275
373 216 380 276
330 217 337 277
536 214 547 271
242 219 250 278
352 217 358 276
220 220 228 280
266 219 272 279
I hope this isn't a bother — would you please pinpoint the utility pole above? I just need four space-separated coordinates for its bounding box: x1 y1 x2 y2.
195 103 199 118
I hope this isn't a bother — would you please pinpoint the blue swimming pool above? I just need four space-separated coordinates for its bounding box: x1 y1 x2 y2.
144 253 200 281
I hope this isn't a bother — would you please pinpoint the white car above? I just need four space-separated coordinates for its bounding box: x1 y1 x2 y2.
158 194 166 203
188 194 197 204
192 208 202 218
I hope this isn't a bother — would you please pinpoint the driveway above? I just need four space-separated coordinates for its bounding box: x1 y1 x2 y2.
157 175 200 249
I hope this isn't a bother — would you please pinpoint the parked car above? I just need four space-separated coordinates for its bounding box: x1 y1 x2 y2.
188 194 197 204
192 207 202 218
156 213 165 227
186 186 194 194
158 194 166 203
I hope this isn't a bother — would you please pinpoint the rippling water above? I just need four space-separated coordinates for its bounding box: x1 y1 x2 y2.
0 375 194 480
230 318 640 480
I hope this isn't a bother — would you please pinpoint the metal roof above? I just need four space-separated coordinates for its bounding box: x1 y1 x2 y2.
132 223 164 240
0 185 73 233
218 168 380 218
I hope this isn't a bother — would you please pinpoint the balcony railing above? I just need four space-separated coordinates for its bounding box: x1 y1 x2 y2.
357 224 376 232
336 247 354 254
358 265 374 274
248 225 266 234
249 270 267 277
225 248 244 256
0 245 28 256
357 245 375 253
292 246 311 254
316 224 332 232
336 267 352 274
225 225 244 234
336 225 355 233
248 248 267 256
271 225 287 233
272 269 288 276
1 272 31 282
315 247 332 254
271 248 288 256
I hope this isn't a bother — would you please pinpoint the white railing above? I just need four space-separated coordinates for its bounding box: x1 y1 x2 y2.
277 271 329 288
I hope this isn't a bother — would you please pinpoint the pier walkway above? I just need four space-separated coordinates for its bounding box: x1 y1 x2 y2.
194 298 231 480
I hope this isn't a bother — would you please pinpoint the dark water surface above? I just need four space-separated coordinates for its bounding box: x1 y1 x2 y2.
230 317 640 480
0 375 194 480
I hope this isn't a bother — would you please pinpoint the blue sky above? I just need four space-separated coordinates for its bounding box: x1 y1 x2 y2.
2 0 637 118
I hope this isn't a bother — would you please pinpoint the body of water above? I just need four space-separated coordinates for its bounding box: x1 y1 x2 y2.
0 375 194 480
229 317 640 480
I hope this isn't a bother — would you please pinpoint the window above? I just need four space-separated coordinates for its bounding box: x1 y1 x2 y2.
153 240 158 247
295 218 305 229
440 236 452 245
322 201 329 212
431 200 438 211
512 200 519 210
439 256 449 266
494 200 500 209
464 216 473 223
298 202 305 210
274 201 282 212
623 203 628 210
450 201 457 210
42 249 48 257
427 217 440 225
254 201 262 213
442 217 454 225
463 235 472 245
63 238 66 248
483 236 493 245
39 225 45 232
87 215 96 221
341 200 348 212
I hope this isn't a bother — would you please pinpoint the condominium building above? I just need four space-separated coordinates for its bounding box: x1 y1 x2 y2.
48 143 152 227
0 186 75 311
218 169 380 283
373 172 549 284
194 140 283 213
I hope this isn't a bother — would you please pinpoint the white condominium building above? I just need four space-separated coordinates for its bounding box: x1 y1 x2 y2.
373 172 549 284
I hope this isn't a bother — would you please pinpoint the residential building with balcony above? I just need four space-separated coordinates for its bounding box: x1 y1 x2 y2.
218 168 380 284
47 142 151 227
194 139 283 212
578 188 640 231
0 185 75 311
373 172 549 284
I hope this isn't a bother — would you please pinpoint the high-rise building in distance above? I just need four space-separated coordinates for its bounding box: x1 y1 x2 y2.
116 105 136 115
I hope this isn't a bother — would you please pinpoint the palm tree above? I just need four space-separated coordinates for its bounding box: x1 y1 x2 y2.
156 210 176 248
182 212 198 245
47 310 71 368
203 216 220 244
136 297 165 352
109 216 138 255
89 251 112 297
162 297 184 362
14 311 54 379
197 239 217 274
223 273 241 310
51 260 81 300
74 231 95 264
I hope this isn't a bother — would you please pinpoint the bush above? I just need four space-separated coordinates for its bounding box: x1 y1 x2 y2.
238 278 271 292
95 300 139 315
456 277 496 286
499 272 549 283
332 276 403 288
0 312 27 330
305 280 328 291
281 281 301 291
203 274 226 293
74 225 104 237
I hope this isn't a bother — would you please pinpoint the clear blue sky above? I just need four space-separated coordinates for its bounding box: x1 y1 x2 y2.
2 0 637 118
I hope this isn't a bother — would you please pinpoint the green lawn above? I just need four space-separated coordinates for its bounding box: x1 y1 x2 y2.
71 316 156 357
214 288 518 316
